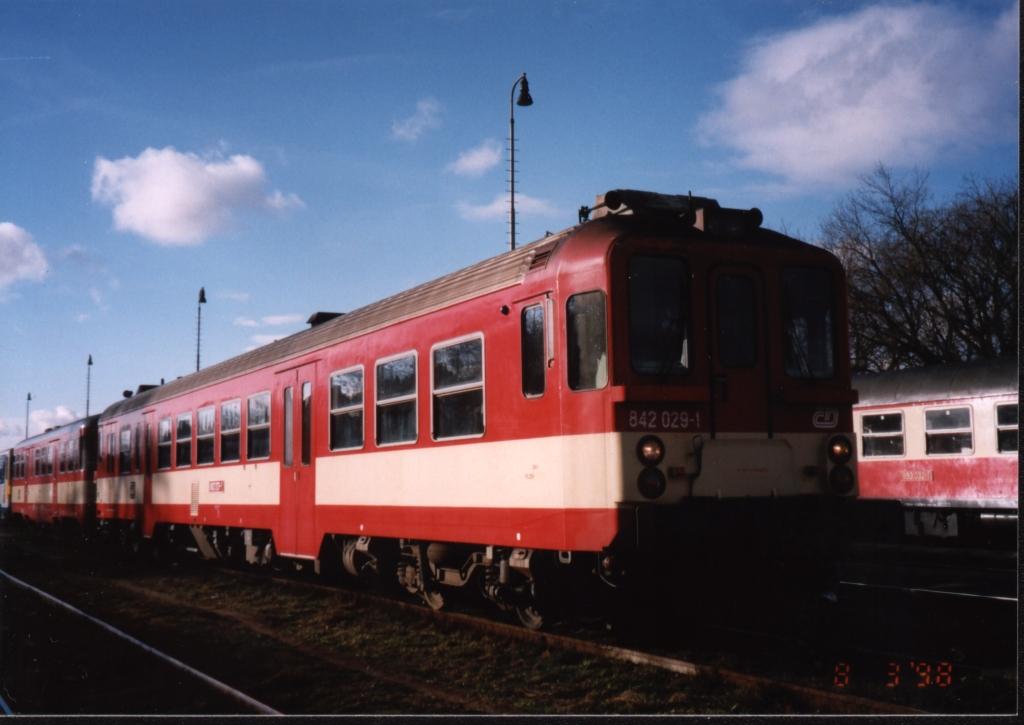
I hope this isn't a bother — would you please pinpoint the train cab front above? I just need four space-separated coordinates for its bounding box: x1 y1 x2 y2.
587 192 859 600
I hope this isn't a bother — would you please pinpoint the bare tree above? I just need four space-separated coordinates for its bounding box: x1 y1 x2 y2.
821 166 1017 372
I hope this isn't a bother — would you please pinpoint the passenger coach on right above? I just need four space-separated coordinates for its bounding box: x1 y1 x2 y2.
852 358 1018 548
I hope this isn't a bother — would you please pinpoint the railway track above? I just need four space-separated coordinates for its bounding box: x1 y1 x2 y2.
0 568 278 715
0 526 1014 714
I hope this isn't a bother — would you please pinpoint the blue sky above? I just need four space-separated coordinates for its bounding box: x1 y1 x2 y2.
1 0 1018 448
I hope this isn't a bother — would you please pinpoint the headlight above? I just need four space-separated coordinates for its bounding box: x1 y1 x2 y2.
636 435 665 465
637 467 667 499
828 465 855 495
827 435 852 465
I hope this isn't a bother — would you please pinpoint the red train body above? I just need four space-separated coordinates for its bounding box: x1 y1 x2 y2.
7 416 97 528
9 190 860 620
852 358 1018 546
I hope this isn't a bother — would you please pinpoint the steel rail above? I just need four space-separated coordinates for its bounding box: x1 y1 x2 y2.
0 568 281 716
840 579 1017 603
232 568 927 715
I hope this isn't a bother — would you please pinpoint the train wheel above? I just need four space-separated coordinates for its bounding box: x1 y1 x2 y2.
515 602 544 630
513 578 545 630
422 589 445 611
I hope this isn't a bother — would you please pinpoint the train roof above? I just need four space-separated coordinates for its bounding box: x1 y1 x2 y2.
14 415 98 449
100 189 828 420
853 358 1018 407
101 230 569 419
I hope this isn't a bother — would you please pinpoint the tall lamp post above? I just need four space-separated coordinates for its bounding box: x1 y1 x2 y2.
86 354 93 416
196 287 206 372
508 72 533 252
24 393 31 439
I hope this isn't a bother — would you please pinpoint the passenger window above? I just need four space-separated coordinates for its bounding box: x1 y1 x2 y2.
247 393 271 459
283 387 294 466
106 433 115 473
781 267 834 379
157 418 172 469
330 368 364 450
925 407 972 455
119 427 131 474
133 423 142 472
567 291 608 390
220 400 241 462
197 407 215 465
861 413 904 456
376 354 417 445
996 403 1017 453
301 382 312 465
521 305 545 397
175 413 192 467
433 337 484 439
629 256 689 375
717 274 756 367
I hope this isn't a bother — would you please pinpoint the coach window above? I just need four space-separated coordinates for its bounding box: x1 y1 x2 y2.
717 274 756 367
781 267 834 379
157 418 172 469
175 413 192 467
58 441 66 473
330 368 364 450
247 393 271 459
283 387 294 466
376 353 417 445
197 407 215 465
301 382 312 465
433 336 484 440
567 291 608 390
106 433 115 474
521 306 545 397
924 406 972 455
629 256 690 376
119 427 131 474
861 412 904 456
995 403 1017 453
133 423 142 472
220 400 241 462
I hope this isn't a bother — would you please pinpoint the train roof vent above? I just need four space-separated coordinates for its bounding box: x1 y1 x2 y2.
307 311 345 327
527 243 556 272
587 189 763 237
135 384 158 395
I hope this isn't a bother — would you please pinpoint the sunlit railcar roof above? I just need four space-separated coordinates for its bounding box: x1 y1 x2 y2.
854 358 1018 406
100 232 567 419
14 415 98 449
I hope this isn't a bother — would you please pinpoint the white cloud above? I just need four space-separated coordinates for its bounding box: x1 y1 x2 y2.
392 98 442 141
697 1 1019 186
261 313 304 326
0 405 80 449
0 222 48 290
250 333 285 346
447 139 502 177
265 190 306 211
91 146 304 245
234 313 303 328
456 193 560 221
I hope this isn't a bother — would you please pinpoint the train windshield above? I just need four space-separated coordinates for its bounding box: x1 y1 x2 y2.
628 255 690 375
781 267 834 379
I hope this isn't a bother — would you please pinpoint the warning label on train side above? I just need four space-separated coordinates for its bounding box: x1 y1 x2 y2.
615 403 708 432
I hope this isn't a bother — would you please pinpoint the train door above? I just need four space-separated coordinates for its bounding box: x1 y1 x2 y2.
708 266 769 435
276 362 318 557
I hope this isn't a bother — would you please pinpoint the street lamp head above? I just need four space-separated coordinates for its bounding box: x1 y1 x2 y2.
198 287 207 304
516 74 533 106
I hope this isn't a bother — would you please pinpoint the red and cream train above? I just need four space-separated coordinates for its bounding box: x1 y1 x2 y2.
852 358 1018 547
6 189 860 624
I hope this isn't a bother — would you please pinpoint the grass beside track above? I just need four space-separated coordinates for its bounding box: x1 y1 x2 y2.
0 528 872 715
